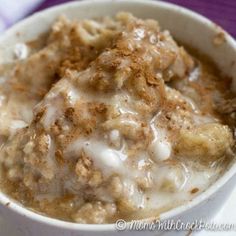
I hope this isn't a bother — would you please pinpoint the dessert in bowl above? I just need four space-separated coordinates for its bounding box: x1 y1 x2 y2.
0 0 235 235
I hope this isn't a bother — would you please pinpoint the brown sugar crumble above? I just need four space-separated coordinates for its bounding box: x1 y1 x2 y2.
213 31 226 46
190 188 199 194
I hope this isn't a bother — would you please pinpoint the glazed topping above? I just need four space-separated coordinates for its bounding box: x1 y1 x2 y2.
0 12 235 223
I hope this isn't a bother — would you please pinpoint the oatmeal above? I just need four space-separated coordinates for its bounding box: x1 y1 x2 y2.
0 13 235 223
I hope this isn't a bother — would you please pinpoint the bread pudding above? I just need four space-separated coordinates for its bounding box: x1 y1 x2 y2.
0 12 235 223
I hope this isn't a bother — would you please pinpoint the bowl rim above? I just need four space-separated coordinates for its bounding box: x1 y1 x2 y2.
0 0 236 231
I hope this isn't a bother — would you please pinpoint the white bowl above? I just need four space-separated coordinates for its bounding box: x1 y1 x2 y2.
0 1 235 235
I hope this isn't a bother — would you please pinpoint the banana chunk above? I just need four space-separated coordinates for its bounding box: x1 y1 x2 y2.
175 123 234 164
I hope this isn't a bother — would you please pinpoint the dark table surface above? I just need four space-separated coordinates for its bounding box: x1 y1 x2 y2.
34 0 236 39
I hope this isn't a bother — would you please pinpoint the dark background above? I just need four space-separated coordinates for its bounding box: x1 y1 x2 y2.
34 0 236 38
